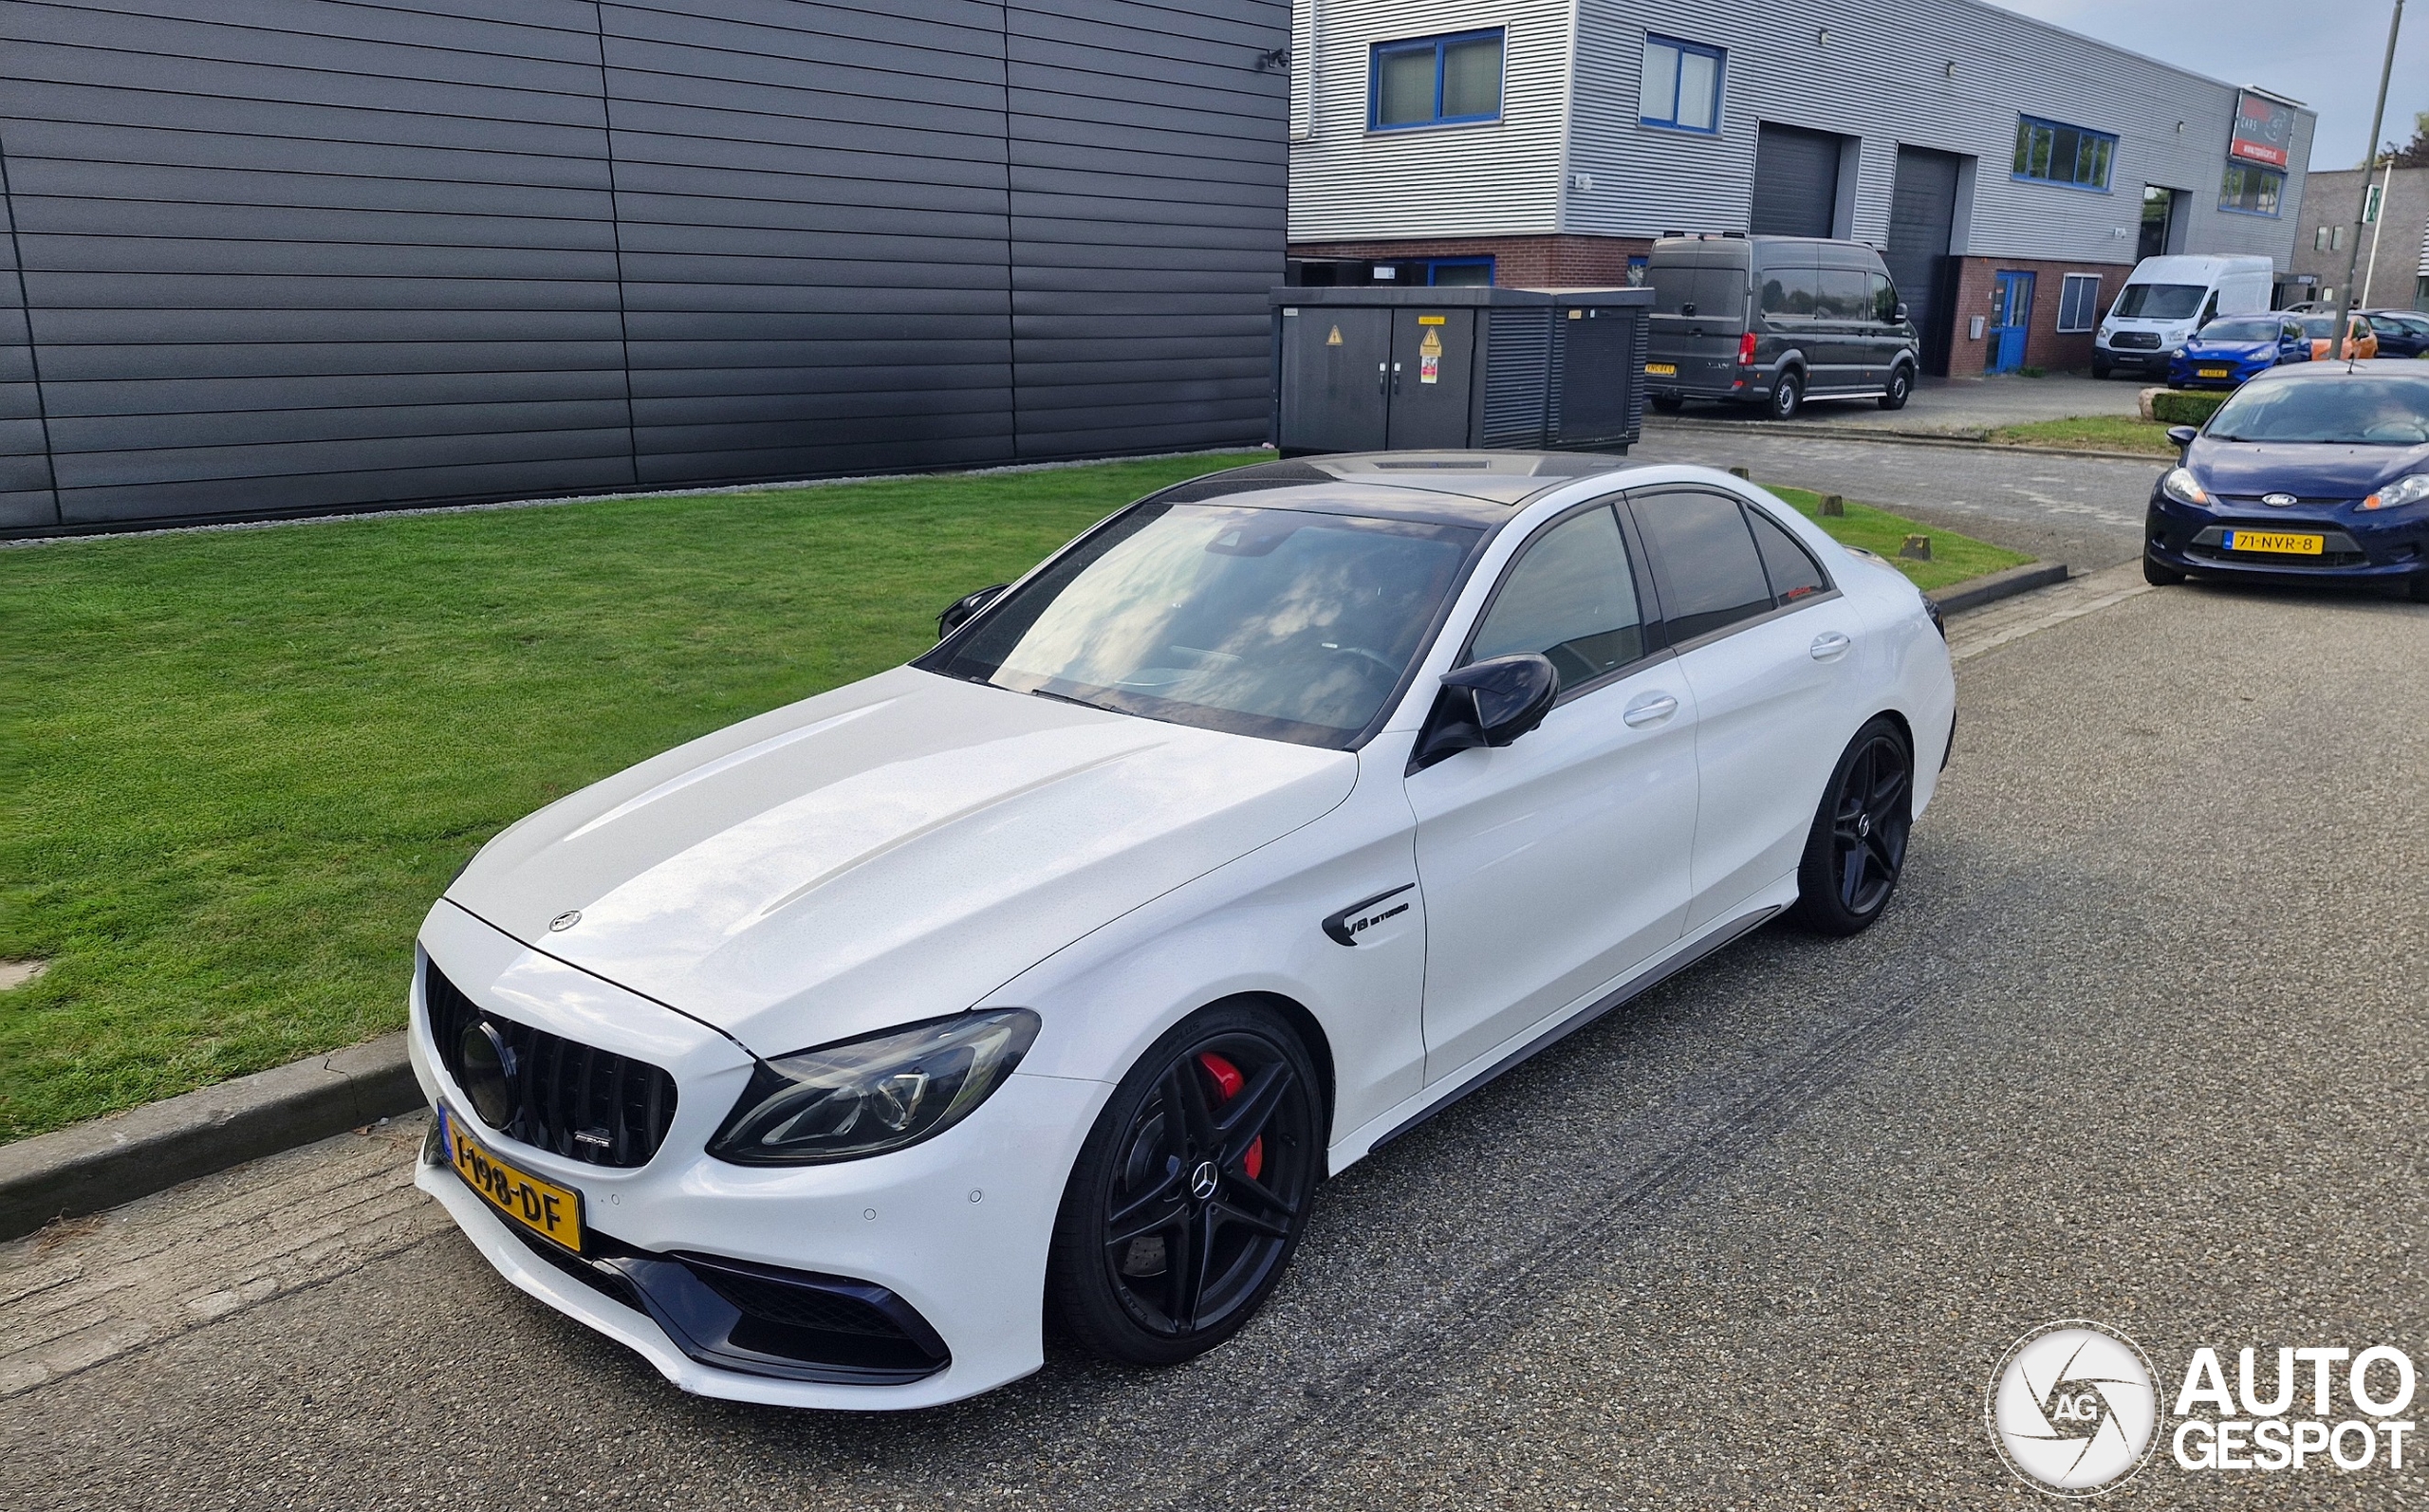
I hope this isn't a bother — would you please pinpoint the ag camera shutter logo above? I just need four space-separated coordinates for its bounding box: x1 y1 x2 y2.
1987 1321 2161 1496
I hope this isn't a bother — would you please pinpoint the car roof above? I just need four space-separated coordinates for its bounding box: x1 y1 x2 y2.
1148 453 1638 525
2242 358 2429 383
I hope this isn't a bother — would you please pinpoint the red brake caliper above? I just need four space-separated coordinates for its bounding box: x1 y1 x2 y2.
1196 1052 1263 1181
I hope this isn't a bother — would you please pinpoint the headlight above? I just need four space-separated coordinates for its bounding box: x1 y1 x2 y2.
2361 474 2429 510
708 1009 1039 1165
2160 468 2210 506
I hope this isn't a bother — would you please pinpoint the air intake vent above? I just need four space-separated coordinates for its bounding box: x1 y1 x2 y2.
425 961 677 1169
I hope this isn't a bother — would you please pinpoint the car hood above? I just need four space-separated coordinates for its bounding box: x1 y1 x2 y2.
2189 438 2429 498
446 666 1356 1053
2182 341 2273 360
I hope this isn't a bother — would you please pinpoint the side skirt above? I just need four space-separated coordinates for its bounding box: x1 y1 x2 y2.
1329 899 1785 1171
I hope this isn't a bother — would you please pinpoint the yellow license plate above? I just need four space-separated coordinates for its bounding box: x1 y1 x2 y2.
2198 366 2232 378
1644 362 1678 376
442 1106 584 1251
2222 529 2323 555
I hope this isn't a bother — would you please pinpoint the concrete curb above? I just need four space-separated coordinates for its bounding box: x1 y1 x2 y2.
0 1033 418 1242
1925 562 2073 616
1644 415 2170 466
0 554 2069 1239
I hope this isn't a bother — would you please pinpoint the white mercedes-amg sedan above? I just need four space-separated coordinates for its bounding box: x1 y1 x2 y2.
410 452 1956 1409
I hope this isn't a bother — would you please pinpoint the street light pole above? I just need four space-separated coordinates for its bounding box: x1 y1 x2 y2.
2333 0 2404 354
2358 150 2394 308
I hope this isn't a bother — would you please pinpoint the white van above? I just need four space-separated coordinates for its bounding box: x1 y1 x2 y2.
2093 254 2276 379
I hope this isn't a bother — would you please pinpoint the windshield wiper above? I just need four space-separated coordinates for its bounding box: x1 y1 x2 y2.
1028 686 1111 713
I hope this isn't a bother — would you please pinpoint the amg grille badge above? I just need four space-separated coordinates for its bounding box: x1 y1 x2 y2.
1322 884 1415 947
573 1128 614 1150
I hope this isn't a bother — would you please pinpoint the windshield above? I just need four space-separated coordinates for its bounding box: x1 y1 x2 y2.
2206 376 2429 445
2112 283 2205 319
2198 318 2280 342
2296 316 2337 338
921 502 1480 747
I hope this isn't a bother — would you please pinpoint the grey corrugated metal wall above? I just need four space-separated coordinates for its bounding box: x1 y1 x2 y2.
0 0 1286 534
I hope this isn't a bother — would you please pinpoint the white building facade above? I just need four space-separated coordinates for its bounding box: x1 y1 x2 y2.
1287 0 2315 376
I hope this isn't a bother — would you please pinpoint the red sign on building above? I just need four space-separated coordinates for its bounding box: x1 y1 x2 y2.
2229 90 2293 169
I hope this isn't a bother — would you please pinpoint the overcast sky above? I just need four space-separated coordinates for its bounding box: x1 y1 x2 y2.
1986 0 2428 170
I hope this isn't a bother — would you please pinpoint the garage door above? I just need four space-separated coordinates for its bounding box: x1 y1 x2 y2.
1751 124 1843 237
1885 146 1963 376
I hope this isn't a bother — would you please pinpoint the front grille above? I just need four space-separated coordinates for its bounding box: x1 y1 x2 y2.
2109 331 2161 350
424 961 677 1168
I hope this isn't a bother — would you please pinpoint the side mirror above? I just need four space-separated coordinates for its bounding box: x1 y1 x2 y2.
2165 425 2199 450
936 583 1008 640
1894 302 1909 323
1409 655 1558 771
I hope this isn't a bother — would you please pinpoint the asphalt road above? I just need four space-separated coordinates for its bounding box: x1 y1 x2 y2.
1633 428 2163 572
8 583 2426 1506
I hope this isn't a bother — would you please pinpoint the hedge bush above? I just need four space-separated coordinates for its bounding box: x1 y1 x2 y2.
2153 389 2230 426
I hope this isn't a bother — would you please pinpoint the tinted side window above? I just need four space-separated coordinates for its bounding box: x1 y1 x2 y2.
1817 268 1869 320
1867 273 1898 323
1758 266 1819 318
1632 490 1773 641
1467 505 1645 691
1746 507 1829 603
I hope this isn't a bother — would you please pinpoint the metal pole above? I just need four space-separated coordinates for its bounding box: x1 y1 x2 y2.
2358 151 2394 307
2334 0 2404 357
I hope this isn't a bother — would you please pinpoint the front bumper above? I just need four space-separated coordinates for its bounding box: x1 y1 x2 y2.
411 900 1107 1410
2166 356 2269 390
2099 345 2175 374
2144 495 2429 586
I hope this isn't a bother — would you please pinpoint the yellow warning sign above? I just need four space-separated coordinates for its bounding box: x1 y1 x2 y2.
1418 329 1443 358
1326 325 1343 346
1418 326 1443 384
1418 315 1446 325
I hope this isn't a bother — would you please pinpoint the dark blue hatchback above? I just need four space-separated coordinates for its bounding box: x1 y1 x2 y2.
2166 315 2308 390
2144 362 2429 600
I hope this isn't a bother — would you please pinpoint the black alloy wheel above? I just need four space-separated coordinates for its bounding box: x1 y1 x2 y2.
1878 364 1913 411
2409 571 2429 604
1650 394 1685 413
1769 370 1805 420
1048 1002 1321 1365
1789 717 1914 935
2143 552 2186 586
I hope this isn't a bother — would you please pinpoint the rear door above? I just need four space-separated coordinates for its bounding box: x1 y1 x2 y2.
1625 486 1865 928
1645 247 1749 395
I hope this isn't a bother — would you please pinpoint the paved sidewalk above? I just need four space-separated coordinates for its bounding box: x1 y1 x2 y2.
0 1116 439 1398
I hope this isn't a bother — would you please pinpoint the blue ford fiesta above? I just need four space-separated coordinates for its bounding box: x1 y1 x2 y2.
2143 362 2429 601
2166 315 2308 390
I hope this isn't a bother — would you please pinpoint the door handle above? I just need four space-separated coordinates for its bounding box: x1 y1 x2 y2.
1622 692 1678 727
1809 631 1852 661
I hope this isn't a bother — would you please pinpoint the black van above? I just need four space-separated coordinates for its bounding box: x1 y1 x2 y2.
1642 234 1920 419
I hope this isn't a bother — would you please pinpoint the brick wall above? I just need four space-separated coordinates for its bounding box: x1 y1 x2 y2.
1287 234 1654 287
1944 255 2128 378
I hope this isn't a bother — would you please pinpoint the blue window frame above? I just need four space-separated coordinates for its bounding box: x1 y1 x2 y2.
1639 34 1723 134
1370 29 1504 130
2012 115 2115 192
1424 256 1493 286
2218 163 2284 217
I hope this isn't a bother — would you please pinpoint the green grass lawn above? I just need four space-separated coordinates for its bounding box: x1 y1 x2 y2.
1765 485 2033 592
1987 415 2181 455
1 453 2030 1140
